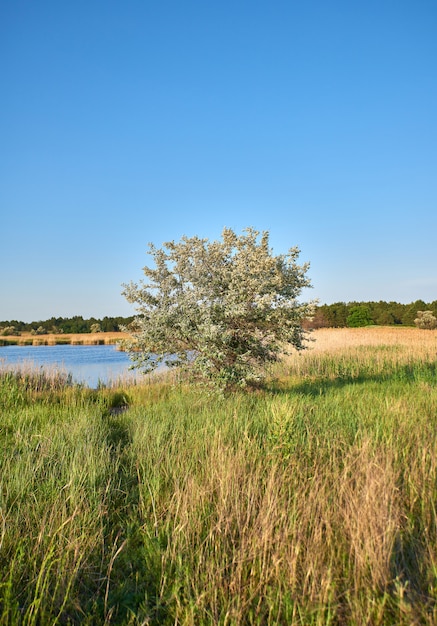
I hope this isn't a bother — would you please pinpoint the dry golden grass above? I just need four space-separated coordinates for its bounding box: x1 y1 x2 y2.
1 331 129 346
309 326 437 354
278 327 437 382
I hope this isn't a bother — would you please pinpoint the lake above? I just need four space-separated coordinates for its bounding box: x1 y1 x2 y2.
0 344 142 388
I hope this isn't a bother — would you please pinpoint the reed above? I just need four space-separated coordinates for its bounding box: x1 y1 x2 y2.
0 331 128 347
0 328 436 624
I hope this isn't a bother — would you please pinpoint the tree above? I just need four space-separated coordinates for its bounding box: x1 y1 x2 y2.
346 305 373 328
403 300 427 326
414 311 437 330
121 227 314 391
318 302 349 327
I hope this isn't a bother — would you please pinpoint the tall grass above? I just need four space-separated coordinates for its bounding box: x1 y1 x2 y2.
0 331 126 346
0 328 436 624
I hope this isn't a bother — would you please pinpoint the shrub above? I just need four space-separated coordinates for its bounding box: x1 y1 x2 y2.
414 310 437 330
0 326 18 336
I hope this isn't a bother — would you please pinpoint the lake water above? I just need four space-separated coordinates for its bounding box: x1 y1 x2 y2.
0 344 142 388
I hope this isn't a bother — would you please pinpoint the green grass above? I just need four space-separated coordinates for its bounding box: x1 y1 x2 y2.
1 340 437 624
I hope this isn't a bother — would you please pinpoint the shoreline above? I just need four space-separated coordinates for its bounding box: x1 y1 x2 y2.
0 331 129 347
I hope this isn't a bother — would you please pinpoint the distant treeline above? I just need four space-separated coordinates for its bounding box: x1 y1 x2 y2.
311 300 437 328
0 315 135 335
1 300 437 335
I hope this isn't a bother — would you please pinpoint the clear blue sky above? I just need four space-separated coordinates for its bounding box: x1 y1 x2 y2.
1 1 436 322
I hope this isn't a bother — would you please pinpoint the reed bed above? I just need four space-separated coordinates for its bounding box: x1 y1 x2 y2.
0 332 127 347
0 328 436 624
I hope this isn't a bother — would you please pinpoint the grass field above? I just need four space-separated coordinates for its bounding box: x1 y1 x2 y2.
1 327 436 624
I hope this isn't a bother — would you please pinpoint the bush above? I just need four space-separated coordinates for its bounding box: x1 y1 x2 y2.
0 326 18 336
414 310 437 330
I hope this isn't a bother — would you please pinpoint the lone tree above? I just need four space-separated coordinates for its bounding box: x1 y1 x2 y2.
121 227 314 391
414 310 437 330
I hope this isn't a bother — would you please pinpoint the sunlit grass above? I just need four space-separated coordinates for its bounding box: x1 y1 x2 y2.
1 328 436 624
0 331 127 346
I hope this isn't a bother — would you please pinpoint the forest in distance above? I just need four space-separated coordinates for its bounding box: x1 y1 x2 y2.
0 315 134 336
1 300 436 336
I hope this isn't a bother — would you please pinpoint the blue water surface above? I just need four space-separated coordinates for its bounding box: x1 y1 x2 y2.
0 344 142 388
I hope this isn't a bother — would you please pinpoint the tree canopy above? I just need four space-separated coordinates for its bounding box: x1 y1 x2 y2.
346 306 374 328
121 227 314 391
